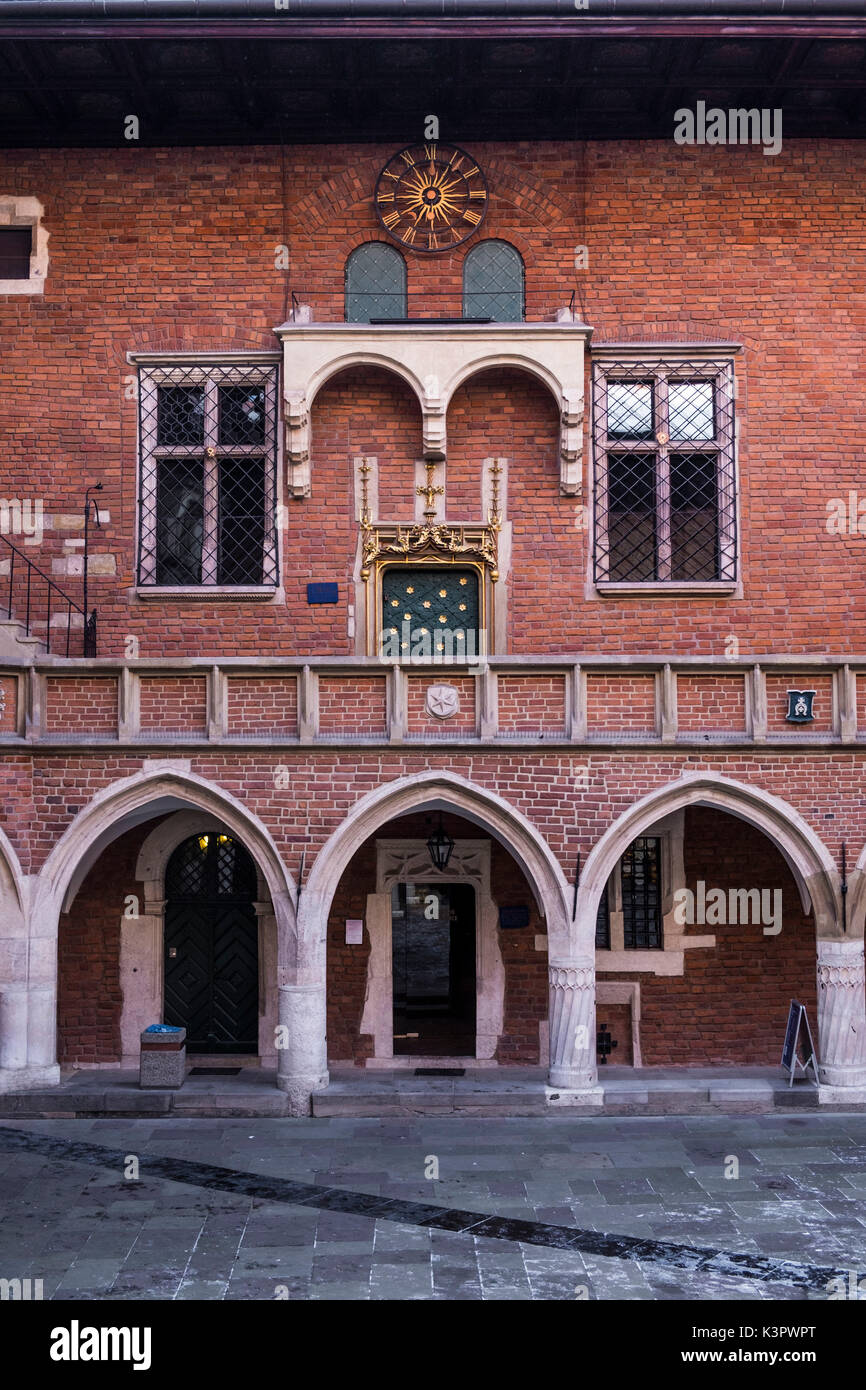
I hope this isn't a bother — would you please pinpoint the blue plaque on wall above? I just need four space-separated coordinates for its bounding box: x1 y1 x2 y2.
499 905 530 930
307 583 339 605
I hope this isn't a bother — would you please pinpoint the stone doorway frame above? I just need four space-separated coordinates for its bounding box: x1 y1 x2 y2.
359 839 504 1061
123 811 278 1065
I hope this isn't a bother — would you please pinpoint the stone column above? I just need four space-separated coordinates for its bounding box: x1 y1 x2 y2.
547 957 601 1103
0 984 28 1073
276 982 329 1116
816 938 866 1094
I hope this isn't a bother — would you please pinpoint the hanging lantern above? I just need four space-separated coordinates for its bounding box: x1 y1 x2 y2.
426 813 454 872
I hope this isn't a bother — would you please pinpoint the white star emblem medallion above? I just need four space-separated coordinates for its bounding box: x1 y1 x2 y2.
426 683 460 720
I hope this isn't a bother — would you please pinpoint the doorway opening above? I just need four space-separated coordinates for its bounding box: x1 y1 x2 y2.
163 832 259 1054
391 880 476 1056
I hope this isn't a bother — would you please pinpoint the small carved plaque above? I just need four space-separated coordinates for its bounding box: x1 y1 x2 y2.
426 683 459 720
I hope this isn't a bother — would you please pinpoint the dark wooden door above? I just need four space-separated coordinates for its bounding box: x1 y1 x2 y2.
163 833 258 1054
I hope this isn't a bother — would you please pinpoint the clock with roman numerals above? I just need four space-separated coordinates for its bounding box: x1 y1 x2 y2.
374 143 488 254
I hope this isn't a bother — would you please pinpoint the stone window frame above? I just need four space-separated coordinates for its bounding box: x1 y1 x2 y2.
0 196 49 296
130 352 284 602
596 810 716 976
589 344 742 598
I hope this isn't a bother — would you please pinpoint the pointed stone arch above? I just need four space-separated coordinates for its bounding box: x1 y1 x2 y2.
25 766 297 1083
276 769 576 1109
299 768 572 964
575 771 840 955
34 765 296 936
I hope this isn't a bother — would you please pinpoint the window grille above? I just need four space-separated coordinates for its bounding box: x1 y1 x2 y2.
345 242 407 322
137 361 278 589
462 239 524 321
595 884 611 949
621 837 662 949
592 357 736 583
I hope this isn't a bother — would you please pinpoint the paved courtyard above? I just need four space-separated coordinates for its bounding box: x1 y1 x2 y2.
1 1113 865 1301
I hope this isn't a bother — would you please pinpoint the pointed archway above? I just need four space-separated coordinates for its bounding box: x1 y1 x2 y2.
27 766 297 1088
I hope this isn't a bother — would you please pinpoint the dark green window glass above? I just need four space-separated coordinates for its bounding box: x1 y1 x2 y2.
462 240 524 321
381 567 480 661
345 242 407 322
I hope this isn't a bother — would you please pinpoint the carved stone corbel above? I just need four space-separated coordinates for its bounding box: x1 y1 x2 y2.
559 386 584 496
284 391 311 498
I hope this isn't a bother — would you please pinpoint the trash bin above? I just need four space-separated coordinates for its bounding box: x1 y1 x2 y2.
139 1025 186 1089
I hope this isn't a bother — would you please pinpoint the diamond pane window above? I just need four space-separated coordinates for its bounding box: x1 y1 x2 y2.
345 242 407 322
157 386 204 446
462 240 524 321
138 361 278 589
670 452 719 580
218 385 267 446
669 381 715 440
166 833 256 900
156 457 204 586
382 567 479 660
622 837 662 950
606 380 654 439
592 356 737 585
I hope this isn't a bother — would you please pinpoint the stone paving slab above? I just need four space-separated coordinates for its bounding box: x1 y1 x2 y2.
0 1113 865 1301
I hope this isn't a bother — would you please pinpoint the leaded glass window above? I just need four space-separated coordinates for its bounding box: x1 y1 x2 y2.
345 242 407 322
137 361 278 589
462 240 524 321
592 356 737 584
381 567 480 661
621 837 662 949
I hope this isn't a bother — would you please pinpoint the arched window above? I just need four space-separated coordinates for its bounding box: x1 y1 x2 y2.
345 242 407 322
462 240 525 322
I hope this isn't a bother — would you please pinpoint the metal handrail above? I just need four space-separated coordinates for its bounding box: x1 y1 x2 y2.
0 534 97 656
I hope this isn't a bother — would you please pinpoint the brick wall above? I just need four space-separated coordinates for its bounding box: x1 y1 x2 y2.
677 675 746 734
326 838 375 1064
45 676 116 735
498 674 566 735
0 676 16 734
57 823 148 1064
586 674 656 734
139 677 207 735
227 675 298 737
318 675 387 736
0 140 863 659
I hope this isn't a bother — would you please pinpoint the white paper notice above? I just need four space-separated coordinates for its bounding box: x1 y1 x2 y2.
345 919 363 945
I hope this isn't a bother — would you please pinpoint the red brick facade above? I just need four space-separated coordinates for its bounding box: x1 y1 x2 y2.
0 141 864 658
2 133 864 1085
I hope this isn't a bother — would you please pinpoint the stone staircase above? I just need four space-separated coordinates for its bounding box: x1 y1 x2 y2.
0 616 44 661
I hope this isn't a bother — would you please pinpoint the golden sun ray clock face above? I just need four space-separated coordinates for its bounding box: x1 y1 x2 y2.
375 143 488 254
